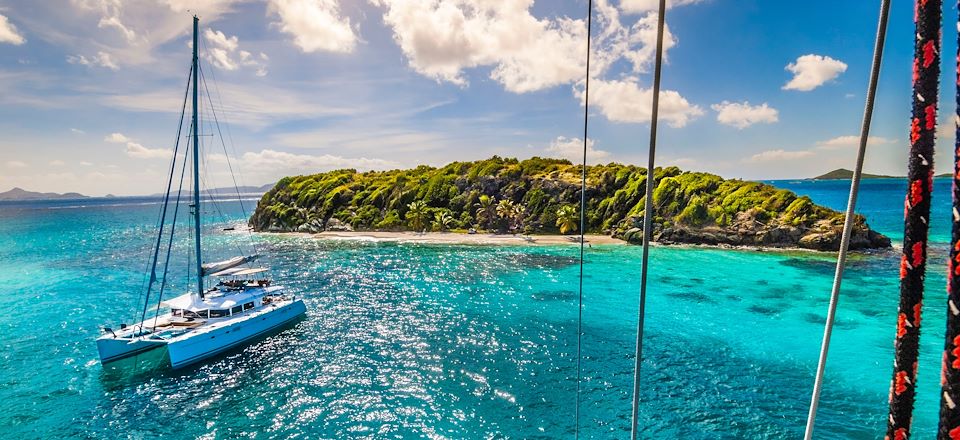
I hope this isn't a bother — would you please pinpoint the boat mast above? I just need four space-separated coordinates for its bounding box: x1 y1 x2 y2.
192 15 204 299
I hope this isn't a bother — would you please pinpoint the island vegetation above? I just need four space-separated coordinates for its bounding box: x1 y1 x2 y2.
811 168 899 180
250 157 891 251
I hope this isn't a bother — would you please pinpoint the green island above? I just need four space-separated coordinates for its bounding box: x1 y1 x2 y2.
250 156 891 251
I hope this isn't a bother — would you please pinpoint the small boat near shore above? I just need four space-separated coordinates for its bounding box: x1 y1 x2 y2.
96 16 306 369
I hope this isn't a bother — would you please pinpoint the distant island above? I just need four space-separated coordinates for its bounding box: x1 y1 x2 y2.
812 168 899 180
0 187 89 201
813 168 952 180
148 183 275 198
250 157 891 251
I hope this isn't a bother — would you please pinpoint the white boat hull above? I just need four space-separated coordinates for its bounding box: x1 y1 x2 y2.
96 335 167 364
166 299 306 369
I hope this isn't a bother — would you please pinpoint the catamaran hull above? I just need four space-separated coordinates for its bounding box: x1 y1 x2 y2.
166 299 306 369
97 336 167 364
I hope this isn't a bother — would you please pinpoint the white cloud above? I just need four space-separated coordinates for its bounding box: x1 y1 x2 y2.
70 128 86 134
711 101 778 129
579 77 703 127
80 161 94 166
125 142 172 159
783 54 847 91
816 135 897 149
937 115 959 139
546 136 611 162
619 0 705 13
98 14 136 42
371 0 675 93
203 28 268 75
163 0 242 15
747 149 814 163
0 14 26 45
104 132 131 143
49 160 66 167
6 160 27 169
238 149 397 178
67 51 119 70
268 0 357 54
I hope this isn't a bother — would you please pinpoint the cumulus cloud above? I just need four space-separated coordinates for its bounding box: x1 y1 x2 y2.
580 77 703 127
816 135 897 149
545 136 611 162
371 0 675 92
0 14 26 45
268 0 357 54
783 54 847 91
125 142 172 159
49 160 66 166
619 0 705 13
104 132 131 143
747 149 814 163
67 51 119 70
204 28 268 76
104 132 171 159
711 101 778 129
6 160 27 169
239 149 397 175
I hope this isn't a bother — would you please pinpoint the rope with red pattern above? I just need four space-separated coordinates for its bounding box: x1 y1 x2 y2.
887 0 940 438
938 1 960 438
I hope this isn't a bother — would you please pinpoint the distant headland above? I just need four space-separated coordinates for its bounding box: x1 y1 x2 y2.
0 187 89 201
812 168 952 180
250 157 891 251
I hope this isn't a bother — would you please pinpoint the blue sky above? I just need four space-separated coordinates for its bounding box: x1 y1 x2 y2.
0 0 955 196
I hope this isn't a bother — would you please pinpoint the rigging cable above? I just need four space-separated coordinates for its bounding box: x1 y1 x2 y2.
574 0 593 437
801 1 891 438
938 1 960 436
629 0 666 438
137 64 193 334
151 129 192 330
887 0 941 437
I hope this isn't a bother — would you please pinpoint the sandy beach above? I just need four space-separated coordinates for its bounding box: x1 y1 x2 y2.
305 230 625 246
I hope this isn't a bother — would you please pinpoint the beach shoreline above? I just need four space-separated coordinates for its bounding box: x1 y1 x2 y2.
291 230 625 246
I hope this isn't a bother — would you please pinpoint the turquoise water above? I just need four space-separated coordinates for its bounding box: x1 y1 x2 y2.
0 179 952 438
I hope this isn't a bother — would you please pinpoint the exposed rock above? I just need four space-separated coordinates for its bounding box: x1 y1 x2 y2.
325 218 353 232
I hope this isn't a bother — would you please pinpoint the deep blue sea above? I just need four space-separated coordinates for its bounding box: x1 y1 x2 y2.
0 179 954 439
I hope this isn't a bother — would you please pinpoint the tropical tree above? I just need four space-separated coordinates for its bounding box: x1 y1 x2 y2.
495 199 525 233
432 211 455 232
475 195 496 230
406 200 429 232
556 205 579 234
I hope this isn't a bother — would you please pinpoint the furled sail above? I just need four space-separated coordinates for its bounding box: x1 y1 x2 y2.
201 255 258 276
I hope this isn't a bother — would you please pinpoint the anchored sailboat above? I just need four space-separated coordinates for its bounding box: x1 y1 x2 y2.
96 16 306 369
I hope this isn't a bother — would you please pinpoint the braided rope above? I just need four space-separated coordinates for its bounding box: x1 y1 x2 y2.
938 2 960 438
887 0 941 437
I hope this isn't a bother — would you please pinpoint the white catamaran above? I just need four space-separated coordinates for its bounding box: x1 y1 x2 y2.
97 16 306 369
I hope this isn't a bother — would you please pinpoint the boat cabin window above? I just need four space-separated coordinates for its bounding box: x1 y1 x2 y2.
171 309 182 317
210 309 228 318
243 301 255 310
231 306 242 314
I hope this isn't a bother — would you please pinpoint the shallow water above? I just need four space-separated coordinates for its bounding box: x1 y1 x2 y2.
0 180 952 438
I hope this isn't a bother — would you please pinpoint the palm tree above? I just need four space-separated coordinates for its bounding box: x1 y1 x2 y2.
511 202 525 233
433 211 454 232
475 195 495 230
406 200 429 232
496 199 524 233
556 205 579 234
